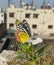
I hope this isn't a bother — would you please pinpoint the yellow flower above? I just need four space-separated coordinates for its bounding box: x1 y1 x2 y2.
18 31 29 43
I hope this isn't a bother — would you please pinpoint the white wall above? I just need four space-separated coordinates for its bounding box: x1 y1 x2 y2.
7 7 54 37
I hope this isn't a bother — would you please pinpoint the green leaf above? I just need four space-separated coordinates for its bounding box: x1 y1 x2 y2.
33 44 39 49
26 61 36 65
20 43 30 53
35 44 48 57
35 51 43 60
16 50 24 54
29 44 34 52
16 55 25 59
15 50 25 59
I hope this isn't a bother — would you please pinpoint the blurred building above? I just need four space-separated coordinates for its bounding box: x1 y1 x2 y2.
7 3 54 38
0 8 4 24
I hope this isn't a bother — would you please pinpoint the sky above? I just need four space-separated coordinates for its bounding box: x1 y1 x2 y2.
0 0 54 9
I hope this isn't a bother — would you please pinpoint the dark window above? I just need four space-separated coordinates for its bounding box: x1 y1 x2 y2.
1 14 3 17
9 12 14 17
1 20 3 23
1 9 3 13
34 33 38 36
50 33 54 36
33 14 39 18
32 25 37 29
9 24 14 27
25 13 30 18
53 10 54 12
48 25 53 29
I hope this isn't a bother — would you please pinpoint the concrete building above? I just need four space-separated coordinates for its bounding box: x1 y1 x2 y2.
7 4 54 38
0 8 4 24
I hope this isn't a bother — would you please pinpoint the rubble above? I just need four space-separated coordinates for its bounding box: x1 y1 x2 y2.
0 50 15 65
